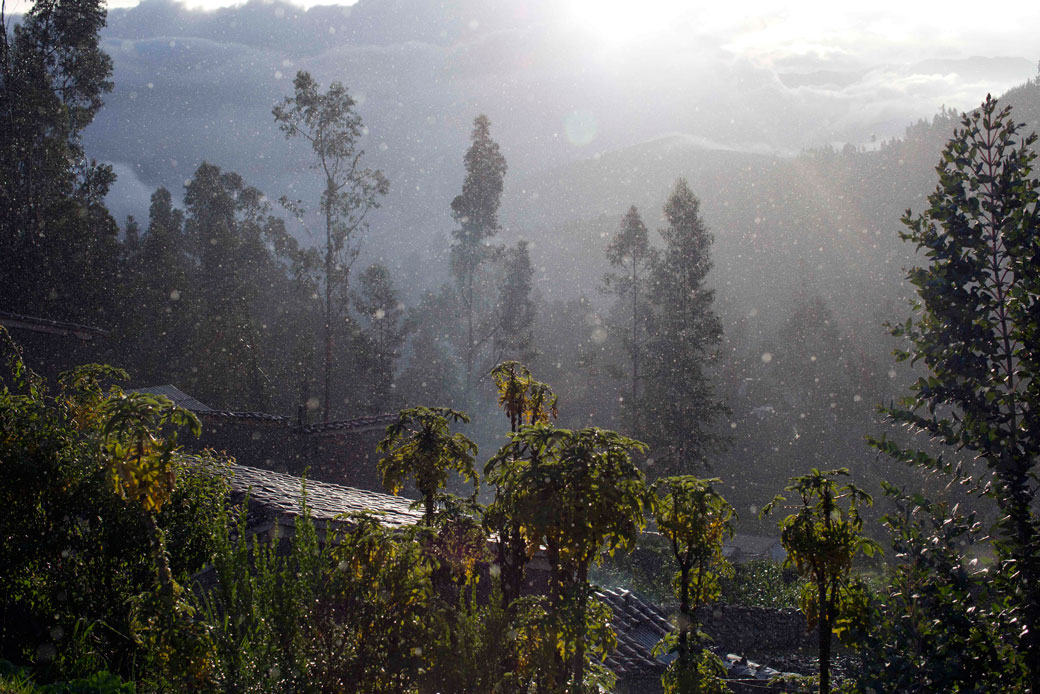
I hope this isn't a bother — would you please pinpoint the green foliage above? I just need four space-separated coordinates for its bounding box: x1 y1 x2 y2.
495 241 537 365
871 94 1040 691
650 477 734 694
762 469 878 694
321 517 434 693
640 179 728 478
377 407 479 526
352 263 413 410
450 114 509 390
719 560 802 609
274 70 389 420
0 661 134 694
489 426 649 573
180 161 315 411
852 485 1024 693
100 391 201 514
419 575 540 694
0 0 120 324
491 361 559 432
487 421 648 691
651 477 735 614
602 205 656 430
0 330 227 683
657 646 729 694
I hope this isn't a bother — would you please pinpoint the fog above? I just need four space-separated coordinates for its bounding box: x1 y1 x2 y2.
8 0 1040 524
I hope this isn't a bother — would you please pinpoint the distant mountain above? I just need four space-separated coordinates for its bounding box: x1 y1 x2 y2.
88 0 1038 271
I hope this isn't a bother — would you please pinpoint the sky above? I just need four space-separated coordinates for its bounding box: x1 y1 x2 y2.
91 0 1040 67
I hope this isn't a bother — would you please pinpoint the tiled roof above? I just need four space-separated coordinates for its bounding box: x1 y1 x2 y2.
200 410 289 422
596 588 675 678
134 384 213 412
0 310 108 340
225 462 422 528
295 413 398 435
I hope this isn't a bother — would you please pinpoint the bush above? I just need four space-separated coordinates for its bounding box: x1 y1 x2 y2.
852 488 1024 693
0 661 134 694
0 331 228 683
719 560 803 608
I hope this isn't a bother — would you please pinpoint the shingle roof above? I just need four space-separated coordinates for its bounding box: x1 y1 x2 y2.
200 410 288 422
134 384 213 412
225 462 422 528
0 310 108 340
295 413 397 435
596 588 675 678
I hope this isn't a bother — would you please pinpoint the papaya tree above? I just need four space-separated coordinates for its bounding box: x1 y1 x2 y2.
761 469 878 694
376 406 478 526
487 425 648 692
484 361 559 606
650 476 734 694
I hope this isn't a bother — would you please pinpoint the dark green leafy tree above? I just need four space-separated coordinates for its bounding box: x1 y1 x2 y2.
761 469 878 694
870 95 1040 693
603 206 656 429
650 476 734 694
181 162 313 411
118 188 195 385
0 0 119 325
353 263 412 410
855 484 1020 693
494 240 537 365
0 329 227 682
274 71 389 420
641 179 728 477
376 407 479 526
450 114 508 390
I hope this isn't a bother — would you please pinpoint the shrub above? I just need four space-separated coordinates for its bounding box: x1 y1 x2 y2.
720 560 803 608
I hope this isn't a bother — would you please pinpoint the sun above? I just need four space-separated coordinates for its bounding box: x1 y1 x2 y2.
565 0 690 44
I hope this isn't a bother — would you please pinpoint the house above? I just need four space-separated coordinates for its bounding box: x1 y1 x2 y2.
136 384 395 492
197 459 806 693
0 310 111 379
597 588 674 693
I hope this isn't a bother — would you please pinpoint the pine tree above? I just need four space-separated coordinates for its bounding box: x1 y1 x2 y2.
641 179 728 477
450 114 508 391
0 0 118 324
603 205 656 430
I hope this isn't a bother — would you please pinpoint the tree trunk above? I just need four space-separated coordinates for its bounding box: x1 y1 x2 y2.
466 267 475 393
818 577 831 694
679 564 690 661
572 563 589 692
323 202 334 421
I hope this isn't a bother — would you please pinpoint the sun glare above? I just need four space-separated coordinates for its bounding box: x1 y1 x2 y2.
566 0 689 44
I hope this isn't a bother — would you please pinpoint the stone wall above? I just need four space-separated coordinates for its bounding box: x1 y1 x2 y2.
696 604 817 653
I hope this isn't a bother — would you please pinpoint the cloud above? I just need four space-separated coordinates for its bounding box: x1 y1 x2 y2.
84 0 1038 259
105 161 166 225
